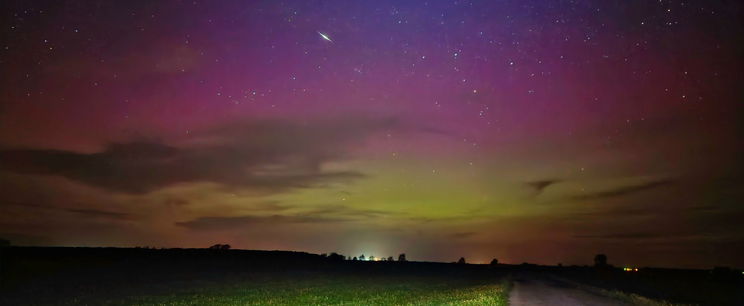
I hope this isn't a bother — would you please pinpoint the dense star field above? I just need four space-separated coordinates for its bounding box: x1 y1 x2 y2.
0 0 742 269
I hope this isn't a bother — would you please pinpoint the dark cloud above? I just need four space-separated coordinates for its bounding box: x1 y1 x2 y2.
164 198 190 207
574 232 664 239
525 179 560 195
573 231 734 242
175 214 348 230
176 204 402 230
570 179 674 201
691 210 744 235
2 201 131 220
247 201 295 212
407 215 481 224
3 201 48 209
304 205 400 219
571 207 653 219
64 208 131 220
713 172 744 187
0 116 396 193
688 205 720 212
451 232 476 239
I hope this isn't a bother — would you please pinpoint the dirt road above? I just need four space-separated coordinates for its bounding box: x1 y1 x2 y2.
509 277 627 306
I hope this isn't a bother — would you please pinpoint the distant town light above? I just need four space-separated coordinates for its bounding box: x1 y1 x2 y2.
623 267 639 272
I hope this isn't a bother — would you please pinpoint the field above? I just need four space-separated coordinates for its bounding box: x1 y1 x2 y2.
0 247 510 305
2 247 743 305
99 275 510 306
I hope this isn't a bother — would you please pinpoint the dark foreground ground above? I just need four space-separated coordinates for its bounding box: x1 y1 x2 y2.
1 247 742 305
509 276 624 306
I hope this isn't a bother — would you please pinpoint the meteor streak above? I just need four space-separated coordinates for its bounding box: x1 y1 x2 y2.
318 31 333 43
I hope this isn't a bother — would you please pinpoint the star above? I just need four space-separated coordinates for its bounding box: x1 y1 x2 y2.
317 31 333 43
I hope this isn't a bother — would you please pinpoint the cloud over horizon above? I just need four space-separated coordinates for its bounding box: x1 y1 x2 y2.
175 214 349 230
0 116 397 193
570 179 675 201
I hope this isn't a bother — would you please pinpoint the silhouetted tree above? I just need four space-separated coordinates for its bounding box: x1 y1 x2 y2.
359 254 365 261
208 244 231 250
398 253 406 262
457 257 466 264
594 254 608 267
387 256 394 261
352 256 358 261
369 255 376 261
327 252 345 262
490 258 498 266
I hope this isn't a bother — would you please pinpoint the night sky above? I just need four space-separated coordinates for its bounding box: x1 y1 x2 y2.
1 1 742 269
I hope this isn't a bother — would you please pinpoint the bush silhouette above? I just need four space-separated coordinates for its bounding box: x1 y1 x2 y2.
327 252 345 262
398 253 406 262
490 258 498 266
208 244 231 250
457 257 466 264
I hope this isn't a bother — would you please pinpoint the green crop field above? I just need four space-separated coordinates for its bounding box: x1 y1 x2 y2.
58 275 510 306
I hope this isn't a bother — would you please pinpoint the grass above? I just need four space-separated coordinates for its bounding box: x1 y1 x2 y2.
56 274 510 306
550 276 682 306
551 268 744 306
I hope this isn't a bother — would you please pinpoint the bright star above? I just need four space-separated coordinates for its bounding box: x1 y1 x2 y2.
317 31 333 43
